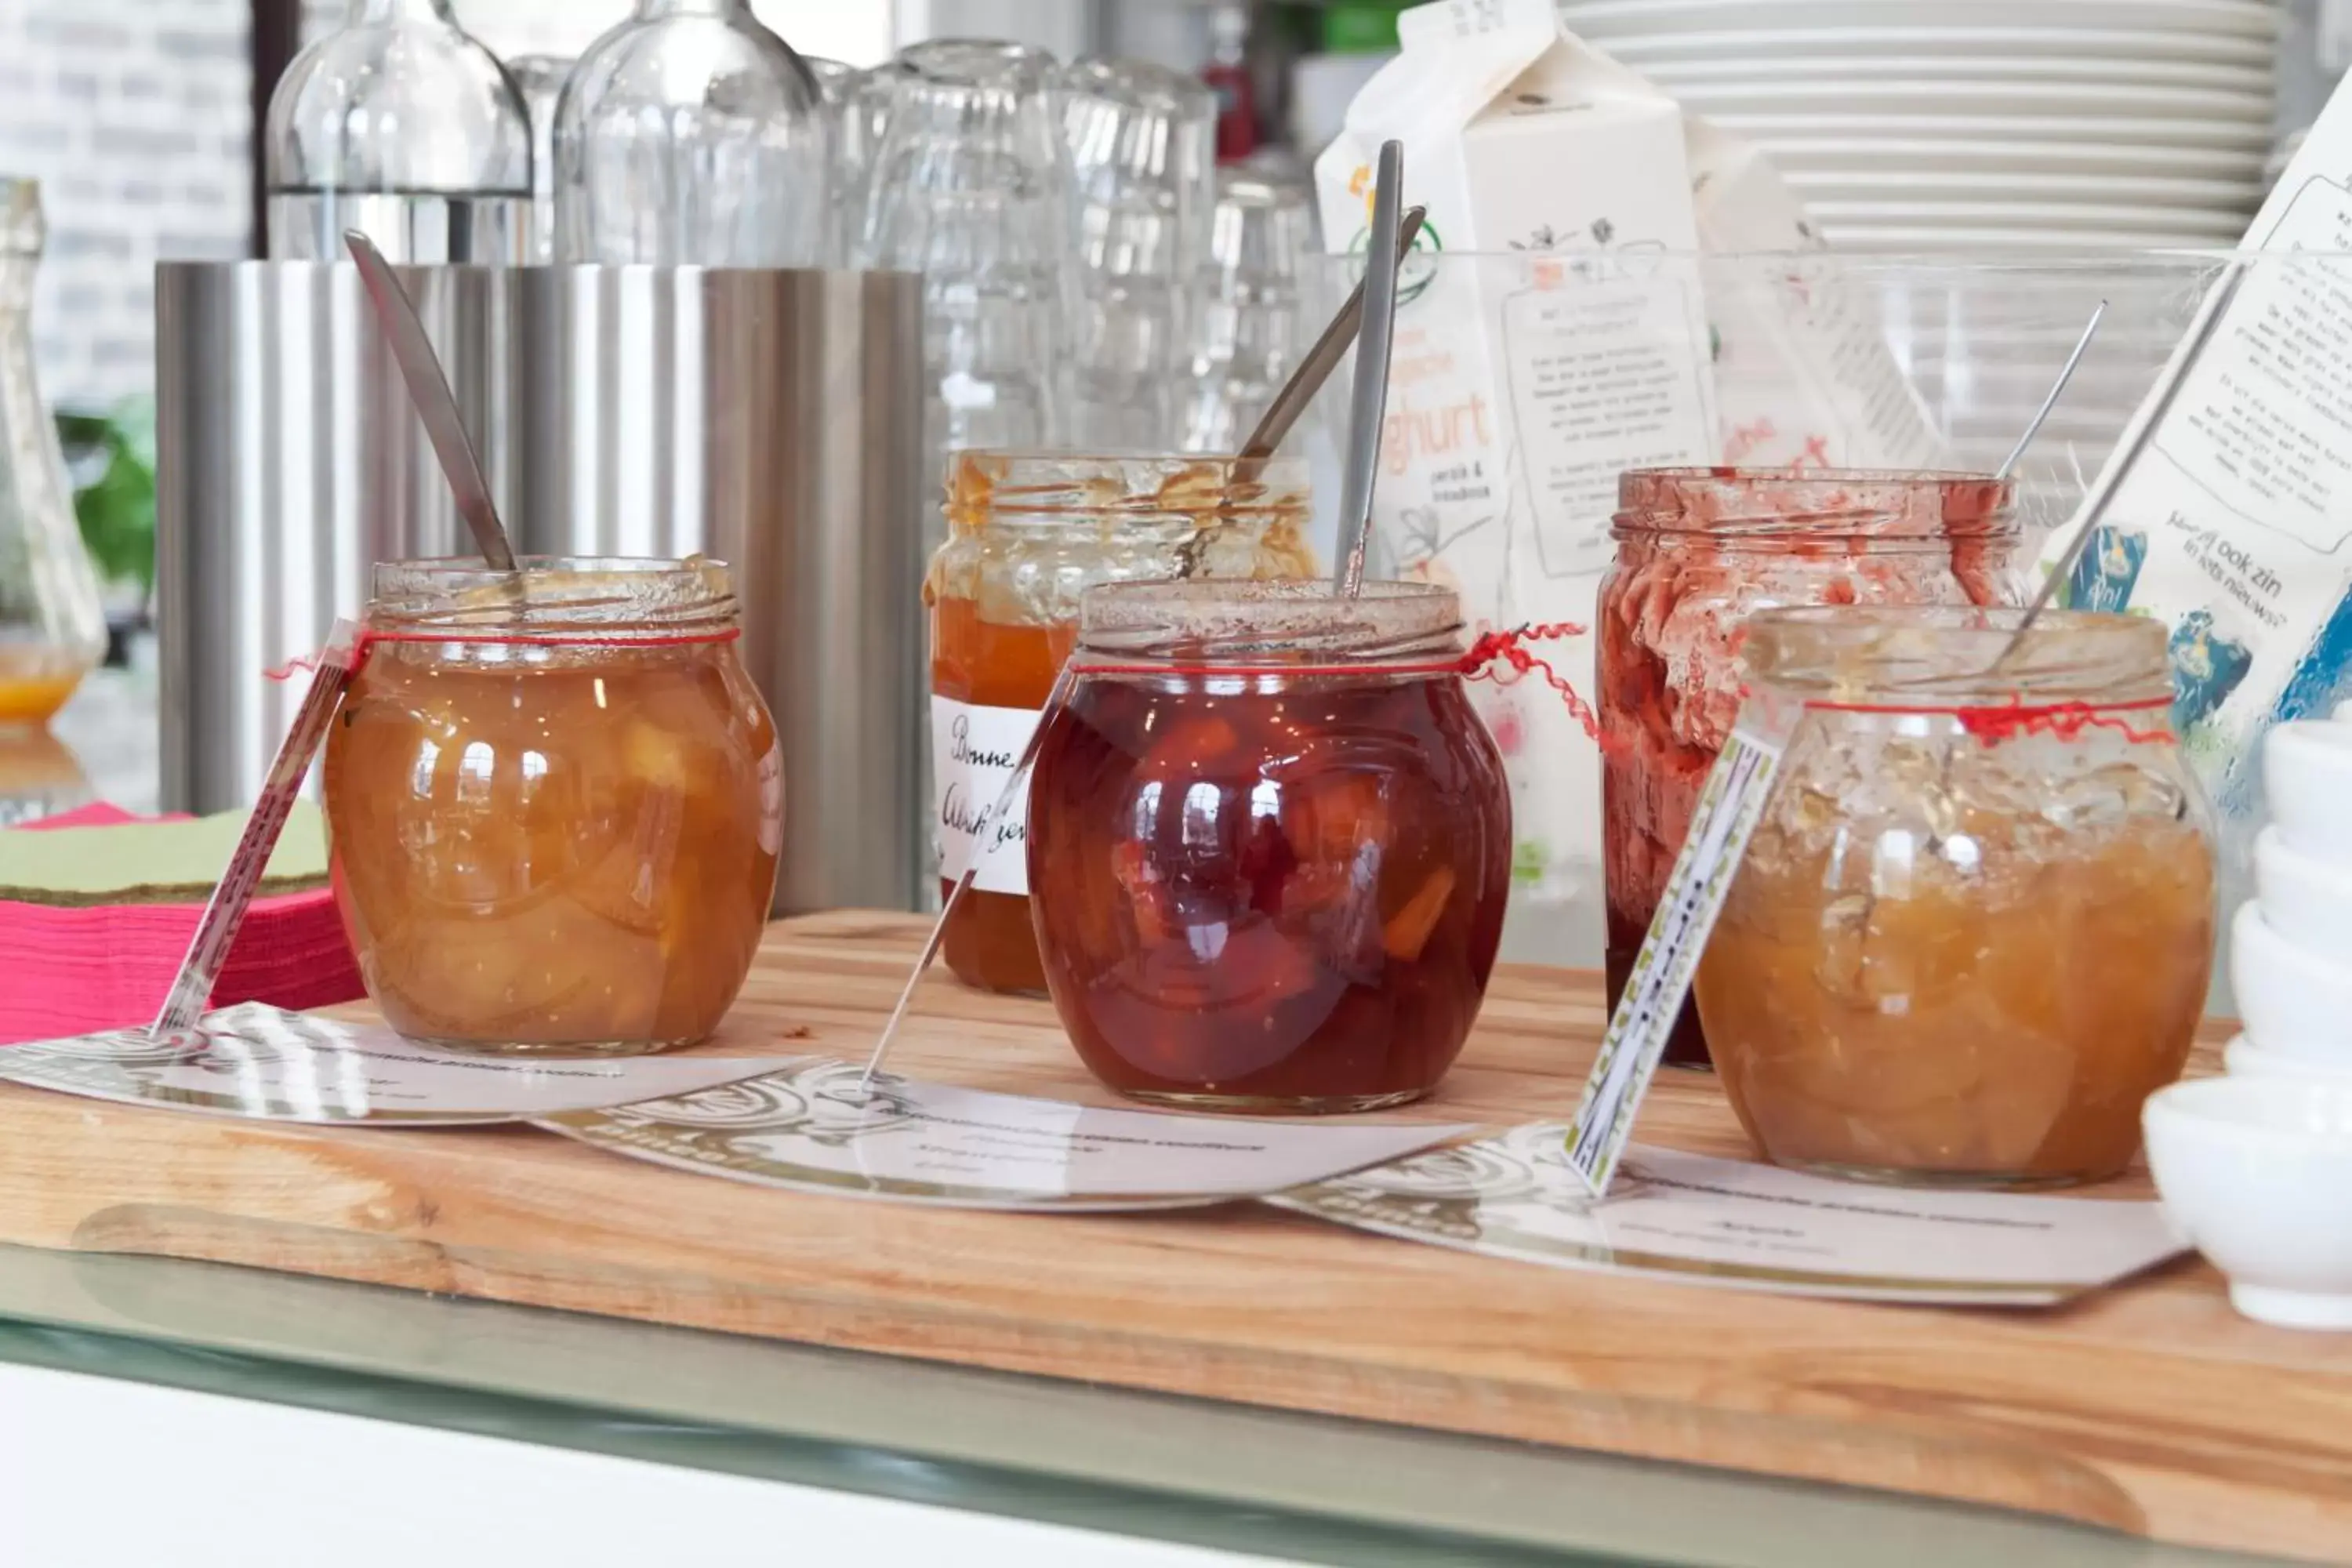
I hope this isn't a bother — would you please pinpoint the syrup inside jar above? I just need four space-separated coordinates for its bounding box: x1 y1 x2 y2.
323 557 783 1056
926 451 1315 996
1027 579 1513 1112
1693 606 2216 1188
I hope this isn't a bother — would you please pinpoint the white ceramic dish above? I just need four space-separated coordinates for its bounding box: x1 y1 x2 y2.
2254 826 2352 959
2143 1075 2352 1330
1562 0 2279 39
1804 200 2245 237
1785 169 2257 211
2264 720 2352 868
1706 112 2273 151
1660 78 2274 121
2230 902 2352 1065
1817 225 2242 253
2225 1033 2352 1083
1597 24 2278 67
1630 51 2275 89
1760 137 2265 178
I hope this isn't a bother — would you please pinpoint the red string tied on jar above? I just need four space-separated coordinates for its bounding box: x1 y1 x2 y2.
1805 692 2176 747
1457 621 1600 742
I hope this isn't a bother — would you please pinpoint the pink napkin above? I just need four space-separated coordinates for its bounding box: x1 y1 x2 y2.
0 806 365 1044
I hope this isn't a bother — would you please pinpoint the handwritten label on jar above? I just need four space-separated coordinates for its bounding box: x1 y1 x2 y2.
1565 690 1802 1198
931 695 1040 895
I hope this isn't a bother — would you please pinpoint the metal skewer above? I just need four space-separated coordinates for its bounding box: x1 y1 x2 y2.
1332 140 1407 599
856 661 1081 1091
1994 260 2249 667
1995 300 2105 482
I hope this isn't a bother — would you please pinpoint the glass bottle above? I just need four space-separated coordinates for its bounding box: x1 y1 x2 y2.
1697 605 2215 1188
505 55 572 263
1601 467 2022 1070
926 451 1316 996
263 0 532 263
1029 579 1513 1112
0 180 105 731
554 0 829 267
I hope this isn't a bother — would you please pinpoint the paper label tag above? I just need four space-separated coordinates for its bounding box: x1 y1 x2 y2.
538 1058 1477 1212
0 1003 786 1126
1273 1124 2187 1306
931 695 1040 895
152 622 361 1037
1564 690 1802 1196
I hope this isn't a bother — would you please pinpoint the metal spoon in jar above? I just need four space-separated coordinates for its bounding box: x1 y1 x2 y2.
343 229 523 577
1174 201 1427 578
1333 139 1408 600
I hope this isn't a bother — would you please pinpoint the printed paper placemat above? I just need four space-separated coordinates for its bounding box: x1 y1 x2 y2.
1271 1123 2187 1305
0 1003 784 1127
536 1058 1477 1212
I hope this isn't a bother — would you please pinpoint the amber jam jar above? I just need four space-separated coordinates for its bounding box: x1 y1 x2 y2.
1027 579 1512 1113
927 450 1314 997
1696 606 2215 1189
323 558 782 1056
1602 468 2020 1069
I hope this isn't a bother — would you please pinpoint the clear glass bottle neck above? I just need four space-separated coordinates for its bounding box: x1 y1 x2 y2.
633 0 750 16
348 0 460 22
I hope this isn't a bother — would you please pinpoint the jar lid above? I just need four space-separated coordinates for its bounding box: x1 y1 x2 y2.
1076 578 1461 662
1741 604 2171 706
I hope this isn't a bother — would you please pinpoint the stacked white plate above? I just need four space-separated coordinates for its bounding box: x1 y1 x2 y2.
1561 0 2278 252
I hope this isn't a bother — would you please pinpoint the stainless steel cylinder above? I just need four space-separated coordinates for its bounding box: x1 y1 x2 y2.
155 262 927 916
154 261 513 815
511 267 927 914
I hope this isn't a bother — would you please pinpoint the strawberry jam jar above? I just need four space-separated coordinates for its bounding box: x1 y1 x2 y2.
1601 469 2020 1069
1027 579 1512 1112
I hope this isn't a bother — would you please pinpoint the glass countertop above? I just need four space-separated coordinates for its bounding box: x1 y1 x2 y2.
0 1243 2279 1568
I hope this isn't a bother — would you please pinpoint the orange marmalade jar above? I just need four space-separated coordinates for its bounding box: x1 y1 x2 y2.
925 451 1312 995
1696 607 2214 1188
324 558 782 1056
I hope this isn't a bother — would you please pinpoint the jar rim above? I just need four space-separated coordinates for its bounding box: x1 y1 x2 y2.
1614 467 2016 542
1741 605 2172 706
1075 577 1463 664
365 555 738 635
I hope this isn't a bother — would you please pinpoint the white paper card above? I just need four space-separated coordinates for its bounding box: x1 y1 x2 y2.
0 1004 783 1127
930 695 1040 895
1273 1124 2187 1306
1565 691 1801 1195
536 1058 1478 1212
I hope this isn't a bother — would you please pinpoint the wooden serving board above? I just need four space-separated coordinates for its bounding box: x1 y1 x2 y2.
2 912 2346 1562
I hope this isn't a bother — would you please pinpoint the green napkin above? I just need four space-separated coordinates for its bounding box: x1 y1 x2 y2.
0 802 332 908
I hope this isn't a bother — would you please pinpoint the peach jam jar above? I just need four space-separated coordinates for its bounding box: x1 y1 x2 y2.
1602 468 2020 1069
1027 579 1512 1112
927 451 1313 997
1695 606 2215 1188
323 558 783 1055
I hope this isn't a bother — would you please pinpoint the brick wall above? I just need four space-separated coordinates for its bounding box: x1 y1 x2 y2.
0 0 251 412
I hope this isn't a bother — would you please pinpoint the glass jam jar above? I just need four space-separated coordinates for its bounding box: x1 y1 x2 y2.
927 450 1313 996
1695 606 2216 1188
1602 468 2020 1069
1027 579 1512 1112
323 557 782 1055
